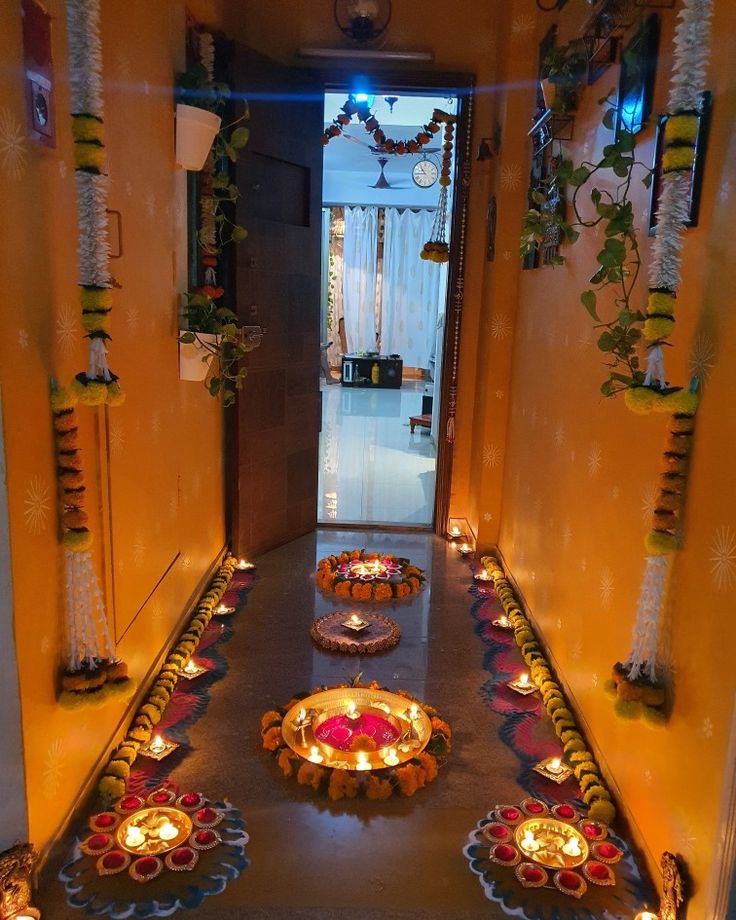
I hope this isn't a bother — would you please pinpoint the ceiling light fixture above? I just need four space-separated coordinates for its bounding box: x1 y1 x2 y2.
334 0 392 44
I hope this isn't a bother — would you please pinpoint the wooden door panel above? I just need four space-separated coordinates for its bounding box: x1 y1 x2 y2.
229 46 322 557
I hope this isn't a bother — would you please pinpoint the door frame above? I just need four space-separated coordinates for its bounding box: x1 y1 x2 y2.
320 69 474 537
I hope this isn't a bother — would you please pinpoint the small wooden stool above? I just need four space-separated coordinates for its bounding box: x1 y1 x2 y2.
409 413 432 434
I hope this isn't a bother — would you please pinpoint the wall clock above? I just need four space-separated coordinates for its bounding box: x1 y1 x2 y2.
412 157 438 188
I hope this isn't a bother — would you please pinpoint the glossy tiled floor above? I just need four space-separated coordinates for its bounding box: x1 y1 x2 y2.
318 381 436 526
38 530 528 919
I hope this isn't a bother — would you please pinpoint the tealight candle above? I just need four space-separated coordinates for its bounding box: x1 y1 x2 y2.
548 757 563 774
518 673 529 687
634 912 659 920
149 735 166 755
450 526 461 537
562 836 581 857
216 603 228 614
409 703 419 720
355 752 372 771
125 826 145 849
307 746 324 764
298 708 306 723
159 821 178 841
521 829 540 853
184 659 198 675
499 615 510 627
383 748 400 766
349 614 362 626
459 543 472 555
346 700 359 720
236 559 253 570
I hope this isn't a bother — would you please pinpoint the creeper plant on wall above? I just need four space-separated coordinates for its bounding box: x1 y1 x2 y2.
520 0 713 723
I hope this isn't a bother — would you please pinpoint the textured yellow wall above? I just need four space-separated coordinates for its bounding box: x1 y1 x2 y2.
490 1 736 915
0 0 226 851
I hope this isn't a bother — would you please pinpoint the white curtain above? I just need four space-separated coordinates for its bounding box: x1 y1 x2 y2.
342 207 379 354
381 208 443 369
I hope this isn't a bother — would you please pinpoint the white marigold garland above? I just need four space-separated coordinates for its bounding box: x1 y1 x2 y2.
614 0 712 715
53 0 129 701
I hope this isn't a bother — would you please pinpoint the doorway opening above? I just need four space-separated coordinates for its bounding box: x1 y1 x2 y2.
318 89 458 528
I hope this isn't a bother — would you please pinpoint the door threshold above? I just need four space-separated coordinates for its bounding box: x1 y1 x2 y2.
318 521 433 533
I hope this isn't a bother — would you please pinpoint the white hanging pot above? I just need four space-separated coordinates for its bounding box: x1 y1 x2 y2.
178 332 219 381
175 104 222 170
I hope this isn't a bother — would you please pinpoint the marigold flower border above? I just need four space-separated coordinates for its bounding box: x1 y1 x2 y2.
315 549 425 602
480 555 616 826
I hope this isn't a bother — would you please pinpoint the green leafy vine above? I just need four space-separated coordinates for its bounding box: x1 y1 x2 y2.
521 98 655 396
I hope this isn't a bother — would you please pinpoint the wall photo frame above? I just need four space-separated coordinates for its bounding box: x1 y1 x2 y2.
648 91 712 235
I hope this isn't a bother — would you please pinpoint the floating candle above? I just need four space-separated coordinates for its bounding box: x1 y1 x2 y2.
298 707 306 723
346 700 359 720
307 746 324 764
355 752 372 771
521 829 540 853
383 748 399 766
125 826 145 849
409 703 419 720
562 836 582 857
158 821 178 842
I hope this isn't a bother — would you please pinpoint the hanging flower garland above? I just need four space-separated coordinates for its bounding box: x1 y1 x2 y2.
315 549 425 601
611 0 712 721
66 0 124 406
51 382 129 701
261 681 451 801
322 100 457 263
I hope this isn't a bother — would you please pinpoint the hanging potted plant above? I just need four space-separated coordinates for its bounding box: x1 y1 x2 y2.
178 292 259 406
541 41 588 114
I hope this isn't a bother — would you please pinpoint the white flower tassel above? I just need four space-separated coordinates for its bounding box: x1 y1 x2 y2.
624 555 670 684
648 171 691 291
64 549 115 671
75 172 111 288
643 344 667 390
87 337 111 381
667 0 713 113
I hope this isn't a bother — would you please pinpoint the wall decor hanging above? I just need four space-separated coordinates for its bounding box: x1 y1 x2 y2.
54 0 127 703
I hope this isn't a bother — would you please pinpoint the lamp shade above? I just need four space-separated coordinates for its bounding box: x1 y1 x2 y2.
175 104 221 171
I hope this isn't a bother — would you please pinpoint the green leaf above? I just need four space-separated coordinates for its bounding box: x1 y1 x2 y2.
642 171 653 189
600 378 614 396
179 331 196 344
570 166 591 187
224 142 237 162
597 249 617 268
613 159 630 178
531 190 547 205
581 290 599 320
230 126 250 149
564 226 580 244
602 108 616 130
604 237 626 260
617 130 635 152
590 188 602 207
597 331 615 352
208 377 221 395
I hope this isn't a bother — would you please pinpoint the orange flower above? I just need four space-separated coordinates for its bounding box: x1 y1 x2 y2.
408 576 420 593
395 583 410 598
394 763 421 797
351 550 361 560
339 553 349 563
335 581 352 598
277 747 300 777
365 775 393 800
349 733 377 752
297 762 326 791
261 710 282 730
262 726 282 752
328 770 360 801
374 583 392 601
417 752 438 783
431 717 452 740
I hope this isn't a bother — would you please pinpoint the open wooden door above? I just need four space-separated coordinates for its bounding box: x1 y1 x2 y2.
228 47 323 558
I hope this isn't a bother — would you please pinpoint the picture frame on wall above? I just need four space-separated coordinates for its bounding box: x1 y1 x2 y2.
648 91 712 236
616 13 660 137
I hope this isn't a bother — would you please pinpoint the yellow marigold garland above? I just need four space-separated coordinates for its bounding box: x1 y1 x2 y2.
480 555 616 826
97 554 237 801
261 681 450 801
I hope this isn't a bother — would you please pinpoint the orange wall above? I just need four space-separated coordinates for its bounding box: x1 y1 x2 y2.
487 1 736 915
220 0 503 539
0 0 227 851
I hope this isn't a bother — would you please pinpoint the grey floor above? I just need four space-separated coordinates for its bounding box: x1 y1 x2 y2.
37 530 528 918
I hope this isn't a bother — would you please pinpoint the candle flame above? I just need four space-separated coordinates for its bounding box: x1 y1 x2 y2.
159 821 178 841
150 735 165 754
519 672 529 686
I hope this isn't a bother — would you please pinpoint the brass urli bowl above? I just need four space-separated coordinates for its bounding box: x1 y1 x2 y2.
281 687 432 771
116 807 193 856
513 817 589 870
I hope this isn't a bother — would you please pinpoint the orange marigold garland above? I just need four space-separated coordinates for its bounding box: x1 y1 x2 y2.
261 682 450 801
421 116 456 264
315 549 425 601
51 382 130 702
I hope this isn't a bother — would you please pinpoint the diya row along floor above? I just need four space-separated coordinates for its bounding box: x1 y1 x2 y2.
36 530 648 919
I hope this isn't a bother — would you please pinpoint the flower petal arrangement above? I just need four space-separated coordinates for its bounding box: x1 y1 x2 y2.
315 550 425 601
261 681 450 801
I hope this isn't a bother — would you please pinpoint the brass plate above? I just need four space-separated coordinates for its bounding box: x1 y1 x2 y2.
514 817 589 870
116 807 193 856
281 687 432 771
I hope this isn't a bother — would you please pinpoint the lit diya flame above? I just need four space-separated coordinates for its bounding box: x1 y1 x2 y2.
547 757 563 774
562 836 582 857
236 559 254 570
346 700 359 720
450 526 461 537
159 820 178 842
184 660 199 675
383 747 399 766
149 735 166 755
297 708 306 723
349 614 363 626
307 746 323 763
521 829 540 853
409 703 419 720
355 752 372 771
125 826 146 849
